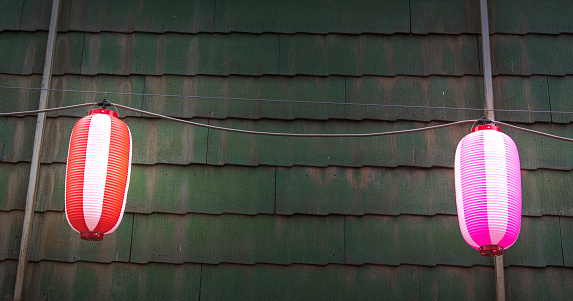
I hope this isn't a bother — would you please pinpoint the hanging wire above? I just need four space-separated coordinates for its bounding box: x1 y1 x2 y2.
2 84 573 114
0 103 94 116
113 103 477 137
1 101 573 140
496 121 573 142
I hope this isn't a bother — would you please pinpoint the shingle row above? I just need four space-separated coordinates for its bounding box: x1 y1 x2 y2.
3 0 573 35
1 210 570 268
3 259 572 301
3 163 573 218
2 116 573 169
0 32 480 76
6 73 572 123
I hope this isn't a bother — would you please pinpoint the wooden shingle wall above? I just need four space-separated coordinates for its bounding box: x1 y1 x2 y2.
1 0 573 299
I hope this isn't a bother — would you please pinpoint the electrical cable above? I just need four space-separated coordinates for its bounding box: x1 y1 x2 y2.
114 104 477 137
496 121 573 142
0 102 95 116
1 101 573 140
2 85 573 114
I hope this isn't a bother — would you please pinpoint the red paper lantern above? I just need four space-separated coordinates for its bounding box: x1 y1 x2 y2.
454 124 522 256
65 109 132 241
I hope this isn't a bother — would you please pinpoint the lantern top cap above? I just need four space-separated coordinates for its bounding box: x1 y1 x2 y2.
472 124 500 132
89 109 118 118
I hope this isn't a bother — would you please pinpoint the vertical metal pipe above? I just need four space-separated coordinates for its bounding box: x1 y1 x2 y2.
13 0 60 299
495 255 506 301
480 0 495 121
480 0 504 300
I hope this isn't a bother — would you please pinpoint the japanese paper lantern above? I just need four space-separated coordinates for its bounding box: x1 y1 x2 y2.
65 109 132 241
454 124 521 256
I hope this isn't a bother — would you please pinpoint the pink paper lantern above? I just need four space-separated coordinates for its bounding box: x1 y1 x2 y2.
454 124 521 256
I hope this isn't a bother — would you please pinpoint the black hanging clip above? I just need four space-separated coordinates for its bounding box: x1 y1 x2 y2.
97 99 112 110
477 118 493 124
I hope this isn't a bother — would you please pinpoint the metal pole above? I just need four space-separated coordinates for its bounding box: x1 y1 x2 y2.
494 255 506 301
13 0 60 299
479 0 504 300
480 0 495 121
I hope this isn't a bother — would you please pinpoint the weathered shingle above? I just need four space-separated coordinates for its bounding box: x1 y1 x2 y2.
503 216 563 267
21 0 215 33
560 216 573 267
1 116 36 163
127 117 209 165
0 74 42 114
0 162 30 212
492 75 551 123
279 34 480 76
345 214 563 267
130 213 345 265
548 76 573 123
418 265 496 300
0 117 6 159
128 164 276 215
8 260 572 301
521 169 573 217
276 166 455 216
345 75 483 122
490 0 573 34
206 119 462 168
0 0 24 31
421 266 573 301
19 0 51 32
81 32 280 76
25 211 133 263
214 0 410 34
0 260 16 300
410 0 480 34
8 261 201 300
0 32 47 75
492 34 573 76
201 263 419 301
503 123 573 170
0 211 23 261
206 119 573 169
143 75 346 120
0 31 84 75
505 266 573 300
345 214 493 267
276 166 573 217
47 74 145 118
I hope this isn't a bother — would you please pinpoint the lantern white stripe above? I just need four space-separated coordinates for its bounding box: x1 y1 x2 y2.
455 142 479 249
83 114 111 231
498 134 522 248
104 128 132 235
484 131 508 245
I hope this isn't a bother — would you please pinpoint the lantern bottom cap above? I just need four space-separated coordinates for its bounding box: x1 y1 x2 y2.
479 245 504 257
81 231 104 241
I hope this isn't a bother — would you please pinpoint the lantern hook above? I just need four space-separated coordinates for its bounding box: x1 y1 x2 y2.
97 98 112 110
471 117 492 130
